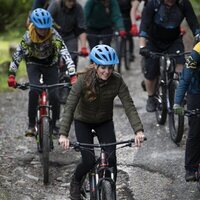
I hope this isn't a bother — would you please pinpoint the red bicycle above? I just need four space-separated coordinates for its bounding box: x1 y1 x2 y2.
16 82 71 184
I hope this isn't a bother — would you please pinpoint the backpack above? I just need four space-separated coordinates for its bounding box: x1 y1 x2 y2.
153 0 185 15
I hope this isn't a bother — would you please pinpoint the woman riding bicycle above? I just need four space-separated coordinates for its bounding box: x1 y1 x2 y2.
173 39 200 182
7 8 76 136
58 44 145 199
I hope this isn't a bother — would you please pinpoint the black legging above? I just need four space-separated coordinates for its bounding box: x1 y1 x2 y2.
26 63 59 127
73 120 117 182
185 94 200 172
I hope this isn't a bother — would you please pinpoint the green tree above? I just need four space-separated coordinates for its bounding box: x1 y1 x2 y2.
0 0 32 32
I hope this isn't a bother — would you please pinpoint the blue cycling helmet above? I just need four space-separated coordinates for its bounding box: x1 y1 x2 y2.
89 44 119 65
30 8 52 29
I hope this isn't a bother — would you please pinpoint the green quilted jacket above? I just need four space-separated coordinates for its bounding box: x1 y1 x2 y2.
59 71 143 136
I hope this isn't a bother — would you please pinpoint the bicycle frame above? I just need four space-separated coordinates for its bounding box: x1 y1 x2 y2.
71 138 146 200
16 82 71 184
88 148 116 200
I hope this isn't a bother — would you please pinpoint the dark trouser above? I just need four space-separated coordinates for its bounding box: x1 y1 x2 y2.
26 63 59 127
185 94 200 172
63 37 78 67
144 37 185 80
86 27 113 50
73 120 117 182
123 17 134 54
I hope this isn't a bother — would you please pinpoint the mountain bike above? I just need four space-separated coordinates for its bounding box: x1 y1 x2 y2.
70 138 146 199
16 81 71 184
149 51 190 144
117 32 134 73
182 109 200 191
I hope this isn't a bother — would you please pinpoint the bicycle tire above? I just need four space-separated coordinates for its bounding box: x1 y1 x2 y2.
41 116 50 184
197 167 200 191
117 38 125 73
155 58 167 125
98 180 116 200
36 120 43 153
124 37 131 70
168 80 185 144
89 173 97 200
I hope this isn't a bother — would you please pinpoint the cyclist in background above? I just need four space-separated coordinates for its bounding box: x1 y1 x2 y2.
117 0 144 62
173 37 200 182
84 0 126 49
48 0 89 67
139 0 200 112
58 44 145 199
32 0 53 9
130 0 148 35
7 8 76 136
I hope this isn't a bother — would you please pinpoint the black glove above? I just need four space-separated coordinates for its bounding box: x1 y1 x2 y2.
194 29 200 45
139 47 150 57
194 33 200 44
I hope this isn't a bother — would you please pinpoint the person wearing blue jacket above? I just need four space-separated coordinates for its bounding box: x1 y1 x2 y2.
174 41 200 182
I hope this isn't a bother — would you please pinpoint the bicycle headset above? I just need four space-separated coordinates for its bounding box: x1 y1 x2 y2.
89 44 119 66
30 8 52 29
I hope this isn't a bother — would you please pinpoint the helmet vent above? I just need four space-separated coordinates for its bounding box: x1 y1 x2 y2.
102 54 108 61
95 53 102 60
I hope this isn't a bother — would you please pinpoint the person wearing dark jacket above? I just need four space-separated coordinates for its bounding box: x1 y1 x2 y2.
84 0 126 49
139 0 200 112
173 41 200 182
48 0 89 66
58 44 145 199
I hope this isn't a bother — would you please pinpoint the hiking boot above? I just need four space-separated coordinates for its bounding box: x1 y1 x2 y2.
146 96 157 112
25 127 36 137
70 175 82 200
185 170 197 182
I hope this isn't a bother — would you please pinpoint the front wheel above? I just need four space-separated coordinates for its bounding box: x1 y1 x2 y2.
41 116 50 184
155 79 167 125
168 80 185 144
98 180 116 200
124 37 131 70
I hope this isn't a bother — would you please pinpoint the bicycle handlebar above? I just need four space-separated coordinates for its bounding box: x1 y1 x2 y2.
149 51 191 59
69 51 88 57
16 82 71 90
70 137 147 150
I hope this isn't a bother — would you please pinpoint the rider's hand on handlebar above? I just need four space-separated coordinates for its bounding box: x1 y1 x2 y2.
80 47 89 57
7 75 16 88
173 104 184 116
194 33 200 45
59 135 70 150
139 47 150 58
119 30 126 37
135 14 141 21
134 131 145 147
130 24 139 36
70 75 77 85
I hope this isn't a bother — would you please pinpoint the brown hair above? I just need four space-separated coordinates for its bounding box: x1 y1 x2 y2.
78 64 97 102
